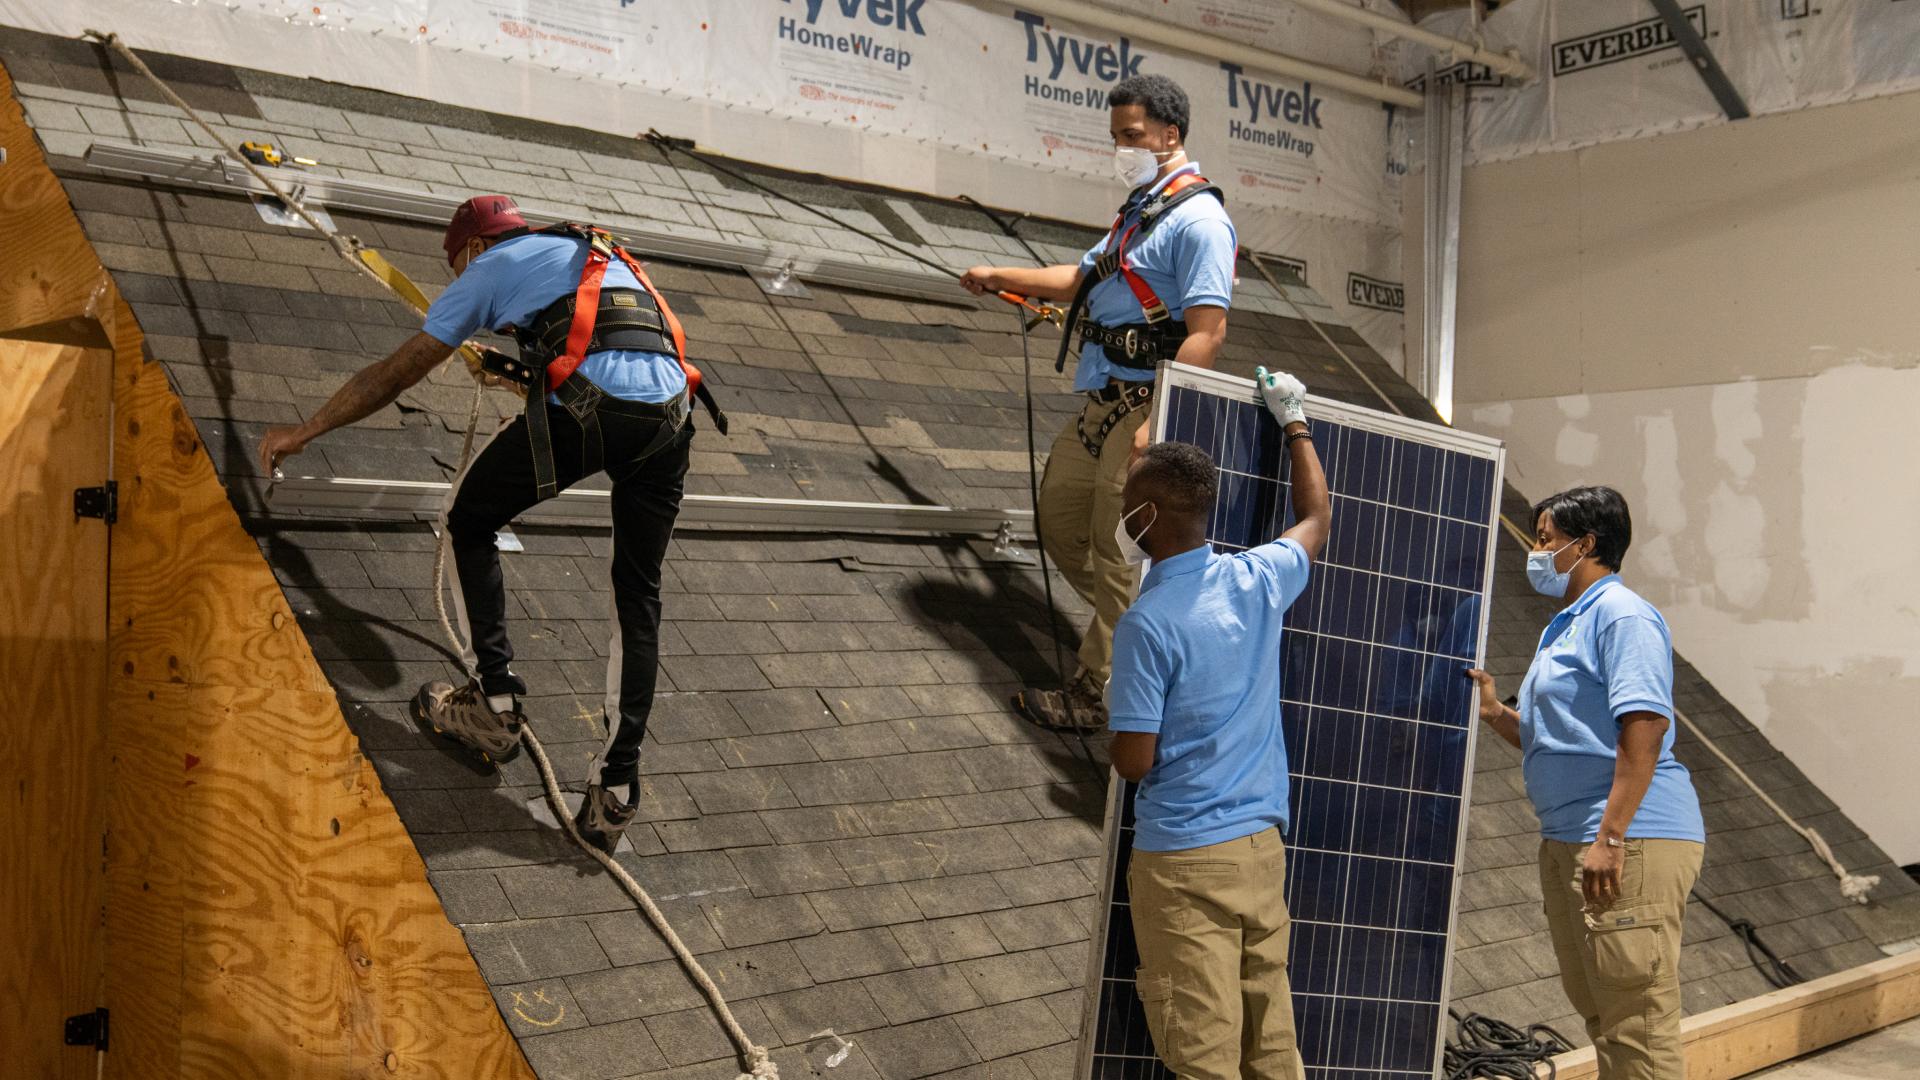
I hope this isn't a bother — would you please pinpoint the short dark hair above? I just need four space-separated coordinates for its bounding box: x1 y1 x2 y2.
1109 75 1191 141
1533 486 1632 571
1135 441 1217 514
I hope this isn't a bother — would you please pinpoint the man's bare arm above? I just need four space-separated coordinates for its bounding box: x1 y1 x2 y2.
960 264 1083 302
258 331 455 473
1171 304 1226 370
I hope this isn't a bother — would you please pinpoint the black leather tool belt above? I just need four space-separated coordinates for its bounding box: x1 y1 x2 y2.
1077 321 1188 366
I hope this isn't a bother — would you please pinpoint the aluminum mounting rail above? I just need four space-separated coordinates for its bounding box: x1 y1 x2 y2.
80 142 965 303
267 475 1036 541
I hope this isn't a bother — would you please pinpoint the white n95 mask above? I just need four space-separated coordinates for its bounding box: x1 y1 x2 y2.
1114 502 1157 565
1113 146 1170 188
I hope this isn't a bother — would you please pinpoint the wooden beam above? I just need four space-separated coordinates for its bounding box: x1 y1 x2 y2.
1542 949 1920 1079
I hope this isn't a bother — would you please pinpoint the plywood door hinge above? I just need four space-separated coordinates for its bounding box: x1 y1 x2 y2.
64 1007 108 1051
73 481 118 524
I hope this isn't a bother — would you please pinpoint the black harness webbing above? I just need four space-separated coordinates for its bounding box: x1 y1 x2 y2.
1053 179 1225 375
1076 381 1155 459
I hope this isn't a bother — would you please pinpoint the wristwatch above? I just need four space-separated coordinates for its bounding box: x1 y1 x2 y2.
1602 836 1624 848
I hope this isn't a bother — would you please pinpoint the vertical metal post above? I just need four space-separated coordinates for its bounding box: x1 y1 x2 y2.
1421 66 1466 424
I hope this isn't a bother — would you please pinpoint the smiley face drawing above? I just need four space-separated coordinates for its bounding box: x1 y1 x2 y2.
510 988 567 1028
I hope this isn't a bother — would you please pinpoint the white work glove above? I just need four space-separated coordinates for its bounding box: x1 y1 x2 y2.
1256 366 1307 427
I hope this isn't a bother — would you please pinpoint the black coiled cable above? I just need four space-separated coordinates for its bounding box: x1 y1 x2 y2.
1691 889 1804 990
1443 1009 1575 1080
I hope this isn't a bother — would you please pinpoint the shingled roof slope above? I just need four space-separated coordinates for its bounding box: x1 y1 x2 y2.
8 26 1917 1079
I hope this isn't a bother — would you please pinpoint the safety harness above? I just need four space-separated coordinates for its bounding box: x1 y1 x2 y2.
1056 171 1224 457
494 223 728 498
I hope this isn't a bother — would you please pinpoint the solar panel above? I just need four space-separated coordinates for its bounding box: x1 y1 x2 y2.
1077 363 1505 1080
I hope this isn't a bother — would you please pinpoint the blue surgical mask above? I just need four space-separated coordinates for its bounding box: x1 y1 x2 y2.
1526 538 1584 598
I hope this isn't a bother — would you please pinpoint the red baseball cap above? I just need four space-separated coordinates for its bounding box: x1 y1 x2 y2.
443 194 528 265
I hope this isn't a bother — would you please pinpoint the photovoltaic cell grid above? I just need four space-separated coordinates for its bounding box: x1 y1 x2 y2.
1080 373 1504 1080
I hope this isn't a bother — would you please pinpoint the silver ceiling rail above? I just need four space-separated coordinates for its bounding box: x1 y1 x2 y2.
266 475 1036 541
80 142 965 303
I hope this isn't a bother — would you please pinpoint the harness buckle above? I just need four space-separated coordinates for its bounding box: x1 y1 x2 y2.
1122 327 1142 360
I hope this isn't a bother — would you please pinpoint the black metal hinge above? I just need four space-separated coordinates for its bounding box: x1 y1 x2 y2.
74 481 118 524
64 1007 108 1050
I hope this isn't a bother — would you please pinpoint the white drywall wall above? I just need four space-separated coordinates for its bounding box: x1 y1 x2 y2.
1435 88 1920 865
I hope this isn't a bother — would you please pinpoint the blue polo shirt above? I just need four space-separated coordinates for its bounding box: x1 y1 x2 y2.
422 232 686 404
1107 539 1311 852
1517 575 1705 844
1073 163 1237 392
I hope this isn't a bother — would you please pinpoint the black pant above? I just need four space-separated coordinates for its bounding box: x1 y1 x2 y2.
443 386 691 788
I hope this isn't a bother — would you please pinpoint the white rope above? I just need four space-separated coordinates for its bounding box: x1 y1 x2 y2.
426 384 779 1076
86 30 386 288
1243 251 1407 419
1668 708 1879 904
1492 514 1879 905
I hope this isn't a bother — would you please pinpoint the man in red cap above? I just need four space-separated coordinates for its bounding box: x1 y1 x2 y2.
260 194 710 852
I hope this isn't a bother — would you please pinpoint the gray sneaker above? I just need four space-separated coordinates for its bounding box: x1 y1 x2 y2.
572 781 638 855
413 680 524 764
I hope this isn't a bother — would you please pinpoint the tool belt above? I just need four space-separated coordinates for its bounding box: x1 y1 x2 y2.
1077 380 1153 458
1077 321 1188 367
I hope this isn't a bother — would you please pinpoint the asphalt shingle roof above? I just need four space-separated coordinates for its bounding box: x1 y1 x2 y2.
9 25 1916 1079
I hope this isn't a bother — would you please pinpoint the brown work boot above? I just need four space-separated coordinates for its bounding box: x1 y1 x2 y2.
1012 671 1107 732
413 679 525 764
571 780 638 855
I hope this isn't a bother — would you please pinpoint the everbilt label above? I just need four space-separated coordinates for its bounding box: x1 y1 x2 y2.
1220 62 1322 157
1552 7 1706 76
1014 11 1143 108
778 0 924 71
1407 61 1504 92
1347 273 1403 312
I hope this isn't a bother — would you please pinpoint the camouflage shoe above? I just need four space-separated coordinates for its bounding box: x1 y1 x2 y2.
412 679 525 764
1011 671 1108 733
572 780 638 855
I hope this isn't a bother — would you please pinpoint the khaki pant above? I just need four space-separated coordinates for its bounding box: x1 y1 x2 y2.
1539 838 1705 1080
1127 827 1305 1080
1037 396 1148 684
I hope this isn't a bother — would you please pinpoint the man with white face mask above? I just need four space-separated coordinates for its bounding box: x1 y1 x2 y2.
961 73 1237 731
1105 369 1328 1080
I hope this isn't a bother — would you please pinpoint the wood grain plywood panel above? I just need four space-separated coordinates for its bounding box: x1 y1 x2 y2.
110 358 330 694
0 54 535 1080
0 339 112 1080
165 681 534 1080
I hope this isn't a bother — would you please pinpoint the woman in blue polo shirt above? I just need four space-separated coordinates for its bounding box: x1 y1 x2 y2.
1467 486 1705 1080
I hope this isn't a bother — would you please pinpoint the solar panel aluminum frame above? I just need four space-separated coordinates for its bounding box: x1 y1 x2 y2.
1075 361 1506 1080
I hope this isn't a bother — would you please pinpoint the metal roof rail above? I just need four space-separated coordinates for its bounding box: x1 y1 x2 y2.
266 475 1036 542
80 142 965 303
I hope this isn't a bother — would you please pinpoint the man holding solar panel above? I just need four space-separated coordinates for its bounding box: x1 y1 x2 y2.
1103 368 1328 1080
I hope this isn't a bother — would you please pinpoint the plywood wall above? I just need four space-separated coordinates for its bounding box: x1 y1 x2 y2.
0 338 112 1080
0 59 536 1080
